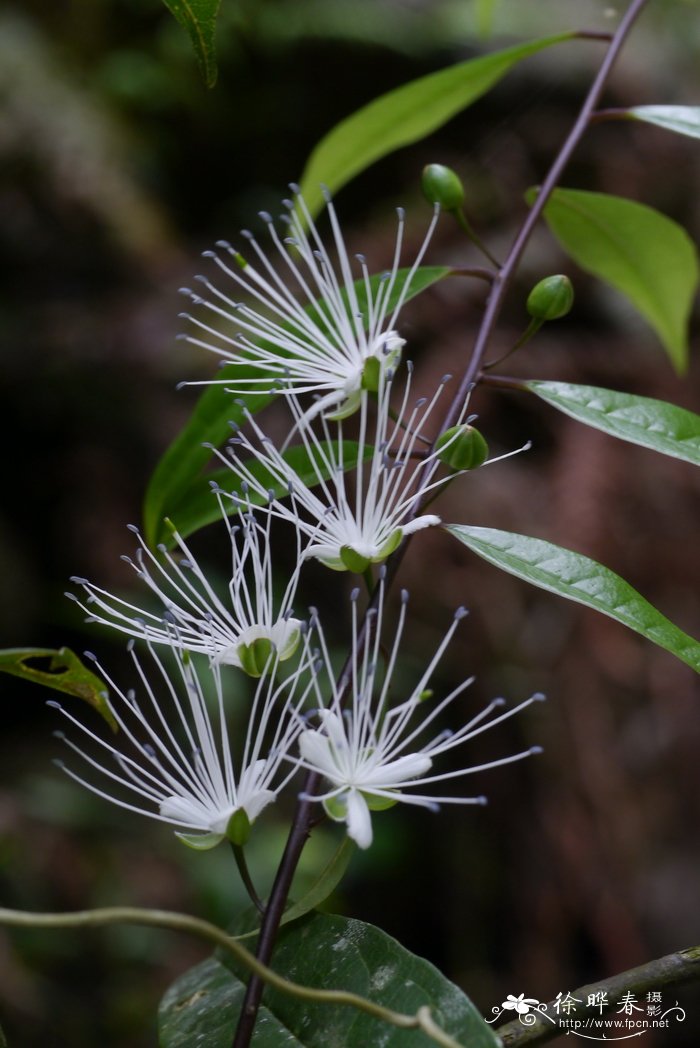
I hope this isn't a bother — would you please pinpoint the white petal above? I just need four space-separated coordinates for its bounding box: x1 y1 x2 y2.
364 753 432 788
298 729 342 778
401 514 441 536
160 794 227 830
241 789 277 823
269 617 303 660
345 790 374 849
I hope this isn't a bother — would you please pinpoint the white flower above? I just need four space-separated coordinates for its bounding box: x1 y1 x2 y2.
49 639 316 848
178 187 440 420
211 365 457 572
68 497 304 676
292 579 544 849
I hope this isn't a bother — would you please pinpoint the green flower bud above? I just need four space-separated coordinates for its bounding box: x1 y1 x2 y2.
526 275 574 321
435 424 489 471
238 636 274 677
421 164 465 211
226 808 252 846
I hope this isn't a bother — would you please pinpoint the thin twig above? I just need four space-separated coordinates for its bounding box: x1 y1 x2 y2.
230 842 265 914
589 106 634 124
0 905 466 1047
573 29 615 42
496 946 700 1047
479 373 529 391
439 0 650 434
232 4 651 1044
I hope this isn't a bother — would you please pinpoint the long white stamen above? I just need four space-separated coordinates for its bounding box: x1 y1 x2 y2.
68 502 305 673
179 192 439 420
50 642 314 842
292 580 543 848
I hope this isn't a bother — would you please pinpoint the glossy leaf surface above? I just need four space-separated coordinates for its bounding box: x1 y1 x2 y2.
448 526 700 673
299 34 572 218
527 381 700 466
630 105 700 140
160 911 498 1047
530 187 698 371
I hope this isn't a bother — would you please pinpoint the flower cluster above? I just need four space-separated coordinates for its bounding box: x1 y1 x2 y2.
178 186 440 421
54 191 542 858
294 578 543 848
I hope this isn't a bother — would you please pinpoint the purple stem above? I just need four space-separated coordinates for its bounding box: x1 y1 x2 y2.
231 2 650 1044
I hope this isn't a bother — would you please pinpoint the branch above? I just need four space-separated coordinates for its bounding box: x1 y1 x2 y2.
442 0 650 422
0 905 465 1048
232 3 652 1043
496 946 700 1047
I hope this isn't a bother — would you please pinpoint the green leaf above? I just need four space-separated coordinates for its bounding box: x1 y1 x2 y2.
527 381 700 466
298 34 573 218
528 187 699 372
280 838 355 928
447 526 700 674
629 105 700 140
160 912 498 1047
144 365 276 548
144 265 449 547
159 958 251 1048
225 837 356 945
161 0 221 87
0 647 116 730
157 438 372 547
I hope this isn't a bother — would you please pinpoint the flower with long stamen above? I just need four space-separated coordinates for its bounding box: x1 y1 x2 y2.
292 579 544 849
68 497 304 677
211 365 461 572
178 187 440 420
49 638 316 848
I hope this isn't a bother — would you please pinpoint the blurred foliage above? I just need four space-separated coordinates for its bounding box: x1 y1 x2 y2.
2 1 700 1045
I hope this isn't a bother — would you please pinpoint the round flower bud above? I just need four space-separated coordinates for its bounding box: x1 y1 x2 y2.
421 164 465 211
435 424 489 471
526 275 574 321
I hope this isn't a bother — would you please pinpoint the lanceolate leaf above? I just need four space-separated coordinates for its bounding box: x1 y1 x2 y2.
227 838 357 944
163 440 373 546
527 381 700 467
143 364 275 547
144 265 449 547
447 526 700 674
160 912 498 1047
529 187 699 372
629 105 700 140
0 647 116 730
277 838 355 929
161 0 221 87
299 34 573 218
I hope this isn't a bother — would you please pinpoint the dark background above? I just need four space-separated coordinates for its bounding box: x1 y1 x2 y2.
1 1 700 1044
